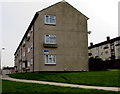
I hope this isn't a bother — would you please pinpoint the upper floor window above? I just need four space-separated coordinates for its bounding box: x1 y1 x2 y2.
45 35 56 44
45 15 56 25
105 51 108 54
101 52 103 55
95 53 98 57
100 45 103 48
27 61 30 67
116 40 120 46
118 40 120 44
30 26 33 32
30 43 33 49
22 52 25 57
104 44 109 49
96 47 98 50
117 48 120 53
22 40 25 47
30 58 33 66
27 47 30 53
27 33 30 41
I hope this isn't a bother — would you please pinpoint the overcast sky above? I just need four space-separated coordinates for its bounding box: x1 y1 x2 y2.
0 0 119 68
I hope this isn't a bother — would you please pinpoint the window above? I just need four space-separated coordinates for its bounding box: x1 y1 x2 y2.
100 45 102 48
30 26 33 32
30 59 33 66
30 43 33 49
45 55 56 64
27 61 30 67
95 53 98 57
27 48 30 53
27 33 30 37
45 35 56 44
101 52 103 55
117 48 120 53
117 56 120 59
96 47 98 50
104 44 109 49
117 40 120 44
22 63 25 68
22 52 25 57
111 45 114 49
45 15 56 25
22 40 25 47
105 51 108 54
19 64 21 70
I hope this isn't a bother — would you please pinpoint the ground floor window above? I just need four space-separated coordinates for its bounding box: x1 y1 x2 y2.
45 55 56 64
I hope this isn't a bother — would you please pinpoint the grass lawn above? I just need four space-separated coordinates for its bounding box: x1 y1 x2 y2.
2 80 119 94
8 70 120 87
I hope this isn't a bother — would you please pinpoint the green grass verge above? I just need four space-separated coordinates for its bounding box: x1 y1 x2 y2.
8 70 120 87
2 80 119 94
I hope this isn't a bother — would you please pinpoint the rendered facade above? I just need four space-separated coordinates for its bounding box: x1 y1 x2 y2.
14 1 89 72
88 36 120 61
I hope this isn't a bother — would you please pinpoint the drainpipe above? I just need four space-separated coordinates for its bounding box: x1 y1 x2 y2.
33 24 34 73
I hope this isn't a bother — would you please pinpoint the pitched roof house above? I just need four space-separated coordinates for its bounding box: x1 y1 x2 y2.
14 1 89 72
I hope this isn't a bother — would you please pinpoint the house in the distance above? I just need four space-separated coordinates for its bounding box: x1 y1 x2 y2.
14 1 89 73
2 67 15 74
88 36 120 61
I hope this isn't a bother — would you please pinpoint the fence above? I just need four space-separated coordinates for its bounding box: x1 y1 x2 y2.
89 59 120 71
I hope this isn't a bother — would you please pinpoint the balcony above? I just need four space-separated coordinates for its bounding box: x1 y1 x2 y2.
43 43 57 48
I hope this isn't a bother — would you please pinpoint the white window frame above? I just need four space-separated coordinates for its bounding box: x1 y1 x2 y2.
30 43 33 49
22 52 25 57
19 64 21 70
45 15 56 25
45 34 56 44
30 26 33 32
27 61 30 67
96 47 98 50
22 63 25 68
19 54 21 59
23 40 25 45
117 48 120 53
30 58 33 65
105 51 108 54
27 33 30 38
45 55 56 64
27 47 30 53
117 40 120 44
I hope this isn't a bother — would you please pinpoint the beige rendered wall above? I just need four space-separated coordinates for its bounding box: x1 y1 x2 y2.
99 44 111 60
114 41 120 59
34 2 88 71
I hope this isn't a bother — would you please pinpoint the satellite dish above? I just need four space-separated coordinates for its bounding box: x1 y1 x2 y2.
88 31 92 34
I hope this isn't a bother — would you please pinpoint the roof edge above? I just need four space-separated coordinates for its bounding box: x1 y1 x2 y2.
88 36 120 49
14 12 39 55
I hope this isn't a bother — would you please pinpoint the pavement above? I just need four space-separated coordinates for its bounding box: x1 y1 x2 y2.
1 74 120 92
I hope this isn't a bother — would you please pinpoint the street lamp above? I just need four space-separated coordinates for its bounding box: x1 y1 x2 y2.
0 48 5 74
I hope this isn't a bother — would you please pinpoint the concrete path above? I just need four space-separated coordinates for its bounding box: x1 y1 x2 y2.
2 75 120 92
